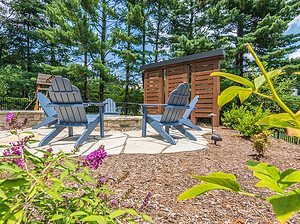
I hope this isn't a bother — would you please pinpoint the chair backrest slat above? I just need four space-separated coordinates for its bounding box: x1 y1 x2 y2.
37 93 56 117
49 76 88 124
182 95 199 119
161 82 190 123
104 98 117 113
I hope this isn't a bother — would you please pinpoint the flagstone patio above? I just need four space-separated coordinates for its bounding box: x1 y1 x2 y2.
0 126 211 157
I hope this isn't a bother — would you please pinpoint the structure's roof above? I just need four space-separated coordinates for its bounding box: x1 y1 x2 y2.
140 49 225 71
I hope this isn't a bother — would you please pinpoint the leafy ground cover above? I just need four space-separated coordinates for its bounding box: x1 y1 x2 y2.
67 127 299 223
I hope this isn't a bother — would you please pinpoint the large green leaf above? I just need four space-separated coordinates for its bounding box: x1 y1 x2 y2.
110 209 138 218
256 115 296 129
177 172 242 201
267 192 300 224
246 161 286 195
192 172 241 192
254 69 282 90
80 215 105 222
211 72 255 89
279 169 300 189
218 86 252 109
0 178 30 188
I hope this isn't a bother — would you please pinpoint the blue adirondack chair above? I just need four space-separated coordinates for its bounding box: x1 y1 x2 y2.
103 98 122 115
32 92 58 129
140 82 197 145
39 76 106 148
173 95 202 131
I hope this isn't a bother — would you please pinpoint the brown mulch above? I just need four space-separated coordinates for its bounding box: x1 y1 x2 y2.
91 127 300 224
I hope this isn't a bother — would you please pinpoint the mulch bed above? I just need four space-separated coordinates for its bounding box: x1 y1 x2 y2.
90 127 300 224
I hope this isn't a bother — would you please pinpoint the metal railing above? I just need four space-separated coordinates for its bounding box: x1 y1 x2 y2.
84 101 142 116
271 128 300 145
0 96 33 110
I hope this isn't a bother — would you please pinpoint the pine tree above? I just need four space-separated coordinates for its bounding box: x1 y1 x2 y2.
205 0 300 75
167 0 227 57
41 0 102 100
112 0 144 114
147 0 169 62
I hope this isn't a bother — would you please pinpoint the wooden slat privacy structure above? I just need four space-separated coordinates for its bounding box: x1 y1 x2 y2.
141 49 225 127
143 68 164 114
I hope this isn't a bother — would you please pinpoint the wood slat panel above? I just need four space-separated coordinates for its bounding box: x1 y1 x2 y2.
196 79 214 85
196 89 213 94
194 60 214 67
194 65 214 72
196 84 214 90
167 73 185 80
197 99 213 103
195 76 212 81
197 108 213 113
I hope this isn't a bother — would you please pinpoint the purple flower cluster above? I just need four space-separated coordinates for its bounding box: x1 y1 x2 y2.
97 177 106 187
82 144 107 169
5 113 27 131
3 135 34 168
109 199 118 208
43 148 53 159
139 192 152 212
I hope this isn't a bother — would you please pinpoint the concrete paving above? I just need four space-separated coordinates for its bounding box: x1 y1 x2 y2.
0 126 211 157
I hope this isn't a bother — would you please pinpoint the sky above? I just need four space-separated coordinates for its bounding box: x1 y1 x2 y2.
286 15 300 59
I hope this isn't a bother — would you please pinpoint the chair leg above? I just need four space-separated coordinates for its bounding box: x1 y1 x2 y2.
68 127 73 137
39 126 65 146
165 126 169 134
149 121 176 145
180 119 202 131
74 118 99 148
173 125 197 141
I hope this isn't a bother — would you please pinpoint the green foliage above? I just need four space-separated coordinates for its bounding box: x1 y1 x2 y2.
178 161 300 224
251 131 271 156
178 45 300 223
221 104 270 137
0 114 152 223
221 104 247 128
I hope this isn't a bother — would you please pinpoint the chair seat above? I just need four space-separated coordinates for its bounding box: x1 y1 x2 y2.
148 115 182 126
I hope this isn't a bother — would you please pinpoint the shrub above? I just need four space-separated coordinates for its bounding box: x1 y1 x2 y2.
251 130 271 156
222 104 270 137
178 44 300 224
0 113 152 223
221 104 247 128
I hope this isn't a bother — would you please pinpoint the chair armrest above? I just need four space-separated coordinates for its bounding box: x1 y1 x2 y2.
139 104 168 108
83 103 107 107
46 103 88 107
165 105 197 109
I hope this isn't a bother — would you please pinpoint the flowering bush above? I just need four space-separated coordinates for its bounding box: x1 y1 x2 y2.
82 144 107 169
0 113 153 223
251 131 271 156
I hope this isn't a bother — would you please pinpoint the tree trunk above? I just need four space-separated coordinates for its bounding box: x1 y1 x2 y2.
125 24 131 115
50 20 55 66
99 0 107 102
27 9 31 72
84 51 88 101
